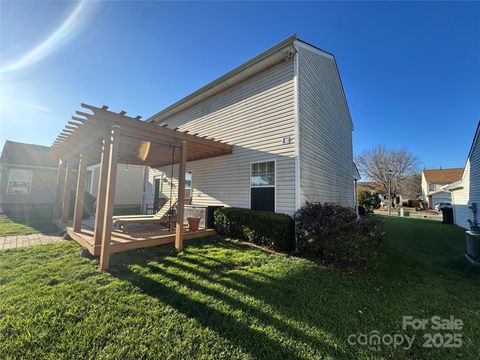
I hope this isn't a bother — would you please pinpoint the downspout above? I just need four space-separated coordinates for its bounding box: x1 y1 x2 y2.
292 45 301 255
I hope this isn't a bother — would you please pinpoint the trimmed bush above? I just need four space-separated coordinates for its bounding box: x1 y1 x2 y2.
214 207 294 251
295 202 384 271
358 189 381 212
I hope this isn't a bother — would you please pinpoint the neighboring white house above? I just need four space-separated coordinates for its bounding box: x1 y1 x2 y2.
0 141 58 211
86 164 146 212
142 35 355 215
421 168 464 209
444 122 480 229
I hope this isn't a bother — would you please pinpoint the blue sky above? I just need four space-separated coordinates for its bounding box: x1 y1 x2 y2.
1 1 479 169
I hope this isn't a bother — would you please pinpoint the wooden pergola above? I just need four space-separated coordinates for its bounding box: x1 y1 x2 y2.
51 103 232 270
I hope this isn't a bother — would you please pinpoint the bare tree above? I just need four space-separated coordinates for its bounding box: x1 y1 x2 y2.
400 172 422 200
356 145 419 199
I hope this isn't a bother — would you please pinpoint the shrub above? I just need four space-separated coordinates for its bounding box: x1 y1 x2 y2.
214 207 294 251
358 189 381 212
295 202 384 271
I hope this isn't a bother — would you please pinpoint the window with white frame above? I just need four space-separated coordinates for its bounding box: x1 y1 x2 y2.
153 175 163 206
250 161 275 212
185 171 192 198
7 168 33 195
85 170 93 194
251 161 275 187
428 183 435 192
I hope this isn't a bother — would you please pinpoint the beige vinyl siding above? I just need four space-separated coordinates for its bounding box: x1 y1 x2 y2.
89 164 144 207
296 44 354 207
144 61 297 215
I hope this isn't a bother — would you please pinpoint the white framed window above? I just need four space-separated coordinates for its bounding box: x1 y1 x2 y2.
250 161 275 212
7 168 33 195
185 171 192 198
153 175 163 206
85 170 93 194
251 161 275 187
428 183 435 192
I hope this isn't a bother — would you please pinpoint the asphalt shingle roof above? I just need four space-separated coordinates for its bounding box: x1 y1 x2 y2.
423 168 464 184
0 141 57 168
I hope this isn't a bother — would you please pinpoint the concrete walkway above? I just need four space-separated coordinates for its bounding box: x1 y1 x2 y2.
0 233 64 250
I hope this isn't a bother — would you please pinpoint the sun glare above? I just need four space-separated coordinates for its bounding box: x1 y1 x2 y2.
1 0 97 74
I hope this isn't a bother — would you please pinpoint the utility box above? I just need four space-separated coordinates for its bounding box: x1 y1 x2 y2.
465 230 480 265
184 205 223 229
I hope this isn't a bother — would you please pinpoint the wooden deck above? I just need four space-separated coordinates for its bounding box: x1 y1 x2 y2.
66 226 216 256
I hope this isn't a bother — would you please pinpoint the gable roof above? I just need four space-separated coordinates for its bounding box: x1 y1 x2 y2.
422 168 464 184
0 141 57 168
466 121 480 162
147 35 353 129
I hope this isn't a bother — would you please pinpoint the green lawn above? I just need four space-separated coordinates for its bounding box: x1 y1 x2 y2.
0 216 479 359
0 212 58 236
0 215 42 236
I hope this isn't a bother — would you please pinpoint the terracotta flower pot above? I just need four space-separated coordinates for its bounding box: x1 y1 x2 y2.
187 217 201 232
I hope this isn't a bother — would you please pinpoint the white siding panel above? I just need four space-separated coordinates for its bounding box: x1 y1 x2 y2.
452 161 470 229
145 61 297 215
453 133 480 229
296 46 354 207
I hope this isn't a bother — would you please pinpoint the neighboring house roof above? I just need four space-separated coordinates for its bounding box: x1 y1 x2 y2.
147 34 353 130
0 140 57 168
428 189 451 196
422 168 464 184
358 181 378 191
443 180 464 191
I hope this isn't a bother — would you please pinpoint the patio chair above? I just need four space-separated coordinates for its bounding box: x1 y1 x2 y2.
113 198 178 233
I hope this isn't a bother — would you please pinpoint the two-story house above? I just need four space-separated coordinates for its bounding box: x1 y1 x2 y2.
421 168 464 209
142 35 356 215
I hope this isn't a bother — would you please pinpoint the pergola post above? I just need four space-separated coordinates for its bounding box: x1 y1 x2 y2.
175 141 187 251
73 152 88 232
54 160 66 219
93 133 111 247
99 126 120 271
61 161 73 224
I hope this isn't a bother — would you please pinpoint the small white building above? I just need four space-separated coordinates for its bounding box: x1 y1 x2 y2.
444 122 480 229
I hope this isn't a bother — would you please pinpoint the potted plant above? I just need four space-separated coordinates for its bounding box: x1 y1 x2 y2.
187 217 201 231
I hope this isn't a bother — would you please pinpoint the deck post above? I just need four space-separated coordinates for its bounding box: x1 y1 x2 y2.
175 141 187 251
99 126 120 271
93 133 111 247
61 160 73 224
73 152 88 232
54 160 66 219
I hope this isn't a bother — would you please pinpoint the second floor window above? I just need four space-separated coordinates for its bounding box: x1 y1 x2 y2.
428 183 435 192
